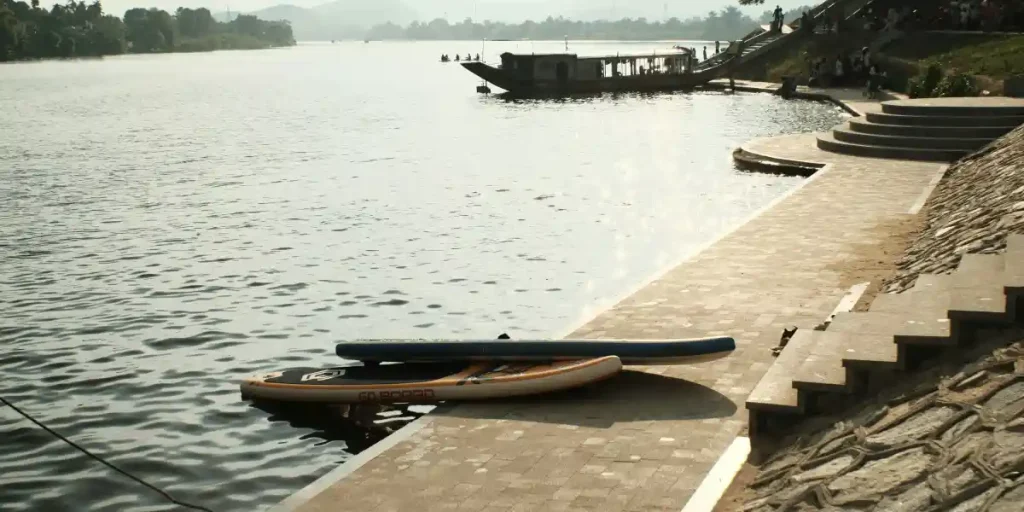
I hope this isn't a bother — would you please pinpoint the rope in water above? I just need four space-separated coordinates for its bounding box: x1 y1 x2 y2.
0 396 213 512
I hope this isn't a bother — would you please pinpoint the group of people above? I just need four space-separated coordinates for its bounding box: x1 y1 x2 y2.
854 0 1024 33
674 40 724 63
939 0 1024 31
807 47 887 98
440 54 480 63
701 40 725 61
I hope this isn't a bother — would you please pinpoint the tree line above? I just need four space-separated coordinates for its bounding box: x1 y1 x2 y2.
365 7 764 42
0 0 295 61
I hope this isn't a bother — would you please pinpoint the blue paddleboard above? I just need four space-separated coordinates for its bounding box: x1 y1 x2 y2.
335 337 735 365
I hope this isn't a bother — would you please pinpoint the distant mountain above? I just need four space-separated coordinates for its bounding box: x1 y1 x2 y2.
216 0 420 40
214 0 421 39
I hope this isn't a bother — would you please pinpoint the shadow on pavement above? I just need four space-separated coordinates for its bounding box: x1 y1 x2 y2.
433 369 737 428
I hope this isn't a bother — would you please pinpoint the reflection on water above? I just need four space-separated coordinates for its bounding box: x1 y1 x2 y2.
247 401 433 454
0 41 845 511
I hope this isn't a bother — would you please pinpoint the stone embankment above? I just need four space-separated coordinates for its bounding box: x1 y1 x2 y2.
741 335 1024 512
882 124 1024 294
736 110 1024 512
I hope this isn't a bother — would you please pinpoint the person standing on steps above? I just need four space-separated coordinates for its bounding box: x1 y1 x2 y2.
833 54 845 86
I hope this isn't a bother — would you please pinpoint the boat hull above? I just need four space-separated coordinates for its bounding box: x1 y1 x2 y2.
239 357 623 403
461 61 722 97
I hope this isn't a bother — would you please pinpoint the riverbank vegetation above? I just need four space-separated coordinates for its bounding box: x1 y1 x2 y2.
0 0 294 61
885 32 1024 81
365 7 768 42
741 28 1024 96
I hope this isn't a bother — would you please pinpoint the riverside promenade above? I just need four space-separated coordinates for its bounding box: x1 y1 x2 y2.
282 92 947 512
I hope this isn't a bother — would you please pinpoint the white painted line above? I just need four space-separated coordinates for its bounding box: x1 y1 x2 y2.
561 163 836 338
907 164 948 215
676 285 862 512
826 282 870 323
266 405 450 512
680 436 752 512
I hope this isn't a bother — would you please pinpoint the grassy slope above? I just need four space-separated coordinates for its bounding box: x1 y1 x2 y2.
754 31 878 83
741 30 1024 92
892 33 1024 79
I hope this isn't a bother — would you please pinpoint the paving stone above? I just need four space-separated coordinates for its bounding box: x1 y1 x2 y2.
981 381 1024 419
940 415 979 444
791 454 855 483
989 484 1024 512
873 481 935 512
865 406 958 449
936 464 986 496
952 432 993 463
948 485 1000 512
986 429 1024 472
827 448 935 503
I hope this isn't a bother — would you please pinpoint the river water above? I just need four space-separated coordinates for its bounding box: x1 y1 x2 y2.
0 41 845 511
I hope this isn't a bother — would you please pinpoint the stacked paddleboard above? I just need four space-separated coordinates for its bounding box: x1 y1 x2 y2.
240 335 735 404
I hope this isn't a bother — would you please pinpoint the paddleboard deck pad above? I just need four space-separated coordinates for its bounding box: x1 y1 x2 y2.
334 337 735 365
240 356 622 403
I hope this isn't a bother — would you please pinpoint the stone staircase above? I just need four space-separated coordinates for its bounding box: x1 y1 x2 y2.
694 30 784 73
698 0 873 77
746 233 1024 441
817 98 1024 161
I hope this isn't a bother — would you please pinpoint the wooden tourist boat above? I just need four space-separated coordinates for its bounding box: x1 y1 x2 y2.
461 48 734 96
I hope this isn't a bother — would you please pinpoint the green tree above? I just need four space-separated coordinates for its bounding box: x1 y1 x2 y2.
0 0 292 60
1 2 23 60
88 13 124 53
124 7 173 52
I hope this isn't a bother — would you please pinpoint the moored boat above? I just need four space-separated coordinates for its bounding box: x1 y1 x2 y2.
461 48 735 97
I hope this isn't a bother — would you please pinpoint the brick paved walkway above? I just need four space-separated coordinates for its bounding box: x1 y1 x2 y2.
288 99 942 512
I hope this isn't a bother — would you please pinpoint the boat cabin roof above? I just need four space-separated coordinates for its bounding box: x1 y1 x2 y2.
500 50 692 62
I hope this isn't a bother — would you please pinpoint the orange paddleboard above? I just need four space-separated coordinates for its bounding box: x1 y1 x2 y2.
240 356 622 404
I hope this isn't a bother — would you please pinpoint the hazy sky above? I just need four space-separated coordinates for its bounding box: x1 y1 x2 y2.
100 0 816 20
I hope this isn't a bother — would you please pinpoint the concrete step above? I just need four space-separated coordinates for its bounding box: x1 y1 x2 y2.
833 125 991 151
865 111 1024 128
827 310 954 346
746 330 817 413
891 262 1010 325
792 331 901 394
911 273 953 294
846 117 1015 139
817 132 968 162
881 98 1024 117
1006 234 1024 294
869 289 952 316
951 253 1013 323
838 331 902 370
793 331 852 393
